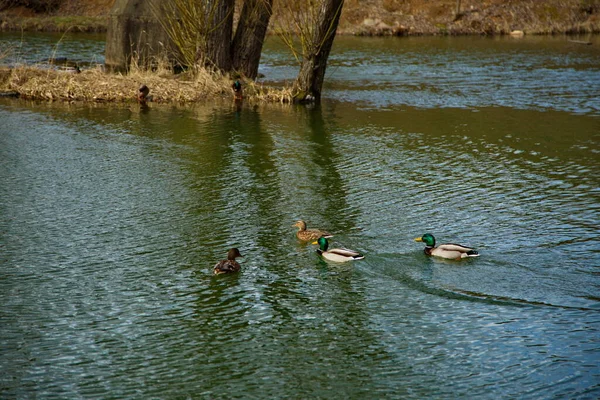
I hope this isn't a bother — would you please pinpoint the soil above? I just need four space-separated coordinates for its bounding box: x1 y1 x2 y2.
0 0 599 35
339 0 600 35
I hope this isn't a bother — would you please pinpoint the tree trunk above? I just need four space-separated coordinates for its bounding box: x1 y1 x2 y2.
232 0 273 79
293 0 344 103
454 0 462 20
203 0 235 71
105 0 174 73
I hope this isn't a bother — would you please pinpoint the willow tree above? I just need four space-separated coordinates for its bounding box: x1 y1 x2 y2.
205 0 235 71
277 0 345 103
157 0 272 78
233 0 273 79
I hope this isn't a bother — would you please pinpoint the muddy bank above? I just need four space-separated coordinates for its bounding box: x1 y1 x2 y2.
1 0 599 36
339 0 600 36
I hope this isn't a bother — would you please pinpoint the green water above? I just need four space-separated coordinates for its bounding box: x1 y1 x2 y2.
1 35 599 399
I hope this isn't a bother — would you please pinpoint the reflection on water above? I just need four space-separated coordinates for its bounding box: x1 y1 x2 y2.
261 35 600 115
1 99 598 399
2 33 598 115
1 34 600 399
0 32 106 68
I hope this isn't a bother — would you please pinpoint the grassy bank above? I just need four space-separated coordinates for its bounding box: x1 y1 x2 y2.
0 65 292 104
1 0 599 35
0 0 112 32
0 15 107 32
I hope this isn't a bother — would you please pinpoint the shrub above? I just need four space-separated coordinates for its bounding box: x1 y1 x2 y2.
0 0 61 13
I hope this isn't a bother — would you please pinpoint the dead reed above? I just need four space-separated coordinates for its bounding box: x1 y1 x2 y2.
0 64 293 104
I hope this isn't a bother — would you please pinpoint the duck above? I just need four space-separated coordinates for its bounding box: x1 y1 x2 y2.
414 233 479 260
137 84 151 104
57 65 81 74
232 80 243 100
312 236 364 263
213 248 243 274
294 220 333 242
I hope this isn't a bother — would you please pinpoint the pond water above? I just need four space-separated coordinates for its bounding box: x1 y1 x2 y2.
1 33 599 399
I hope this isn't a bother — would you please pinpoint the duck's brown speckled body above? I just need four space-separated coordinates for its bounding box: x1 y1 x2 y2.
214 248 243 274
294 220 333 242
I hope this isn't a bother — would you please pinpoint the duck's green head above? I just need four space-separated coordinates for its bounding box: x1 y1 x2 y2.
313 236 329 251
414 233 435 247
232 80 242 92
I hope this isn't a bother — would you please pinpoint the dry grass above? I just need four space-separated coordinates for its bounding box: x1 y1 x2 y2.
0 14 108 32
337 0 600 35
0 30 294 105
0 64 293 104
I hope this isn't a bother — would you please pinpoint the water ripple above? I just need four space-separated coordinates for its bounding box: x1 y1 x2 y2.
2 43 599 398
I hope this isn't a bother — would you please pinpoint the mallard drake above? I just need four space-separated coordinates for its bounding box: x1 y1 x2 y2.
213 248 243 274
232 80 243 100
414 233 479 260
294 220 333 242
312 236 364 263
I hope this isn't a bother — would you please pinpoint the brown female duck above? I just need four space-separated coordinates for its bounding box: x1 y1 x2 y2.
293 220 333 242
213 248 243 274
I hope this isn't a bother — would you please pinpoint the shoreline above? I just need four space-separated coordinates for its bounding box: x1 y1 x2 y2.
1 0 599 37
1 14 599 37
1 0 598 105
0 65 293 105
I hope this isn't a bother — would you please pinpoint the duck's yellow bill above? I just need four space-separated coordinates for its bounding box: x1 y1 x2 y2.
312 241 318 245
414 237 423 242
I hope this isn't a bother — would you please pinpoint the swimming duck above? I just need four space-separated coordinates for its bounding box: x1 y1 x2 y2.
312 236 364 263
294 220 333 242
213 248 243 274
414 233 479 260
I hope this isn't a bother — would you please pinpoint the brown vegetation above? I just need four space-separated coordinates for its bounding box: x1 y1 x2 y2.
0 0 112 31
0 64 293 103
1 0 599 35
1 0 598 105
340 0 600 35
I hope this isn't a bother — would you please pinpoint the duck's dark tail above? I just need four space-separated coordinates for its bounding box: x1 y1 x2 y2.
466 250 479 257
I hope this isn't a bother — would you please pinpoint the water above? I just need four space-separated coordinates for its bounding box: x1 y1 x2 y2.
1 34 600 399
263 35 600 114
0 32 106 68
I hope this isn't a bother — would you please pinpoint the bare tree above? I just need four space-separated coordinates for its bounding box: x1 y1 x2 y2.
232 0 273 79
156 0 221 70
277 0 345 103
204 0 235 71
156 0 271 76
